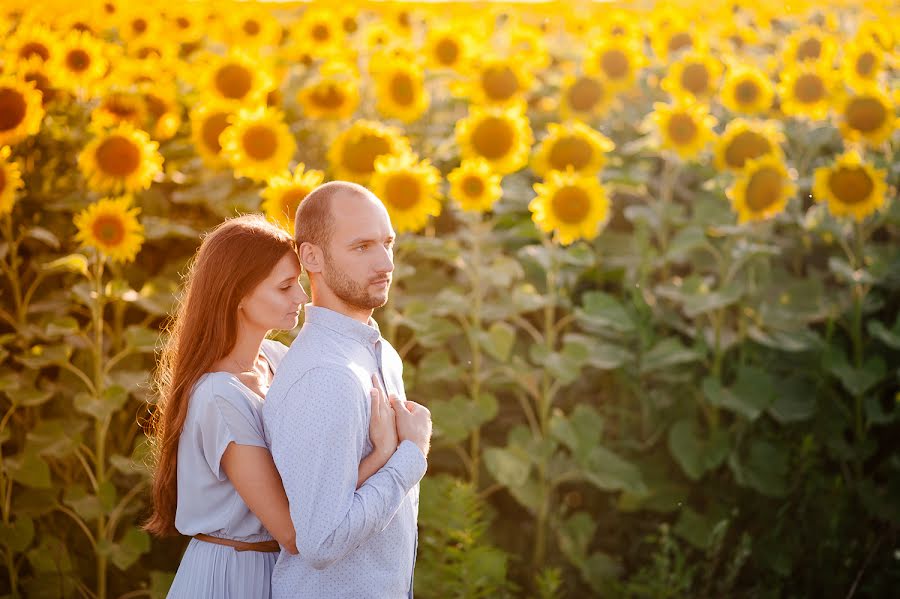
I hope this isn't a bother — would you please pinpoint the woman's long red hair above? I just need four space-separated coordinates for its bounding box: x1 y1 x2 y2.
144 214 296 536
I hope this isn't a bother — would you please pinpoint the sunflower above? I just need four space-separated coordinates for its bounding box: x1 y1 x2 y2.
140 84 182 141
813 151 888 222
164 5 207 44
782 26 837 65
720 64 775 115
455 55 533 109
189 103 233 167
374 58 429 123
584 36 647 91
837 85 896 145
0 146 24 216
90 90 147 129
455 105 534 175
261 163 326 232
73 196 144 263
51 30 109 94
507 23 550 71
424 24 473 71
199 50 274 108
778 62 834 121
296 68 360 121
368 152 441 234
224 10 282 49
0 76 44 146
125 37 179 65
11 56 59 106
2 22 60 66
530 168 611 245
856 20 894 52
531 121 615 178
292 8 344 57
842 37 885 88
78 123 162 194
727 154 796 224
714 119 785 172
661 51 723 100
559 73 614 121
598 9 641 40
327 119 411 184
219 107 296 182
117 7 160 44
650 99 717 160
651 21 704 63
447 158 503 213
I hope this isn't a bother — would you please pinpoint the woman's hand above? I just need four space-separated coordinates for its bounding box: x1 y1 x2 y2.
356 375 398 489
368 374 398 457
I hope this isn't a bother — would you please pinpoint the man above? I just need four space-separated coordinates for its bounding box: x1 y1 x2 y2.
263 181 432 599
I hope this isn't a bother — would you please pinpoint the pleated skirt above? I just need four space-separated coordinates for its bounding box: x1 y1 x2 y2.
166 534 279 599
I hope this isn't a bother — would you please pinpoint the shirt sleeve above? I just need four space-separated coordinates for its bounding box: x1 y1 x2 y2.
272 367 427 571
196 378 268 481
262 338 290 371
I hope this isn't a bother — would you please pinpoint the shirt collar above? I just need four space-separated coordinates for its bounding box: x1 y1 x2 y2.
303 304 381 346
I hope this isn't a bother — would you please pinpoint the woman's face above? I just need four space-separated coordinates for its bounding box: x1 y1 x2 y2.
240 251 308 332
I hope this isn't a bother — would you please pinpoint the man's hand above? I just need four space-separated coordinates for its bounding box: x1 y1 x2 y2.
369 375 399 459
391 397 432 458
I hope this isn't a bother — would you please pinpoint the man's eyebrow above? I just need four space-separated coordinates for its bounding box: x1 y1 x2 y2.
347 235 395 246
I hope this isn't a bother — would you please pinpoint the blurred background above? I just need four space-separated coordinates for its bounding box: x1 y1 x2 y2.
0 0 897 597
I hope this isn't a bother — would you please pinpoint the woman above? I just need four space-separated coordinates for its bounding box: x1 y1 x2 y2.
145 214 399 598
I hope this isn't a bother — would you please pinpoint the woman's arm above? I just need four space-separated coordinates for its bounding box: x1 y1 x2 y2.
220 444 299 554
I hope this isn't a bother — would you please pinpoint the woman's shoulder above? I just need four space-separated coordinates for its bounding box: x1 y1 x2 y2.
189 372 253 410
261 338 290 368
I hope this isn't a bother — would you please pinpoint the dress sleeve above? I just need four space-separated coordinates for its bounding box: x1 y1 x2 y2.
262 338 290 372
195 378 268 481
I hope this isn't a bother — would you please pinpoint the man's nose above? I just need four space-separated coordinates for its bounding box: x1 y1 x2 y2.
375 245 394 273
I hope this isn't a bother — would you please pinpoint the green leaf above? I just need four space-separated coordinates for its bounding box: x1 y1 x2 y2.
0 516 34 552
674 507 723 550
666 225 709 261
550 404 603 462
868 316 900 350
16 344 72 369
512 283 549 312
682 283 744 318
564 333 632 370
668 418 731 480
575 291 635 334
45 316 79 337
42 254 88 275
482 321 516 362
826 352 887 397
702 366 775 421
640 338 700 374
484 447 531 488
430 393 498 444
584 446 647 494
110 527 151 571
26 419 83 458
828 256 875 285
728 440 789 497
414 350 462 385
63 485 101 522
6 386 54 407
767 378 818 423
125 325 160 352
4 449 51 489
74 385 129 420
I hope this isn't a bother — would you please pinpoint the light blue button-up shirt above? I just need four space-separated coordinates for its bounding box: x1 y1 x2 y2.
263 305 427 599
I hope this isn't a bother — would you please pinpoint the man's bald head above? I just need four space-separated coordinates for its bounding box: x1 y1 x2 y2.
294 181 376 250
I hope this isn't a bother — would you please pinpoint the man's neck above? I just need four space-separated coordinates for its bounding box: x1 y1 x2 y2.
310 297 373 325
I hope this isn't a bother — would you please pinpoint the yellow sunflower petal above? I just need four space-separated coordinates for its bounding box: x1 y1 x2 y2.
447 158 503 213
373 58 429 123
78 123 163 194
0 145 25 216
530 168 611 245
531 121 615 178
261 163 327 232
455 105 533 175
370 152 442 234
812 151 888 222
0 76 45 146
714 119 785 172
650 99 717 160
837 84 896 146
73 196 145 263
726 154 796 224
327 119 411 184
220 106 297 182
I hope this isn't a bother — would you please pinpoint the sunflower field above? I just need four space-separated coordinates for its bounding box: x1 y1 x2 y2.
1 0 899 597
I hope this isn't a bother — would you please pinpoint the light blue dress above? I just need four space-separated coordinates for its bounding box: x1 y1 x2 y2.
166 339 290 599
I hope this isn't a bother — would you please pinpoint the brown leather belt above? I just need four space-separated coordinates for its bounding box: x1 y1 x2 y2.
194 533 281 553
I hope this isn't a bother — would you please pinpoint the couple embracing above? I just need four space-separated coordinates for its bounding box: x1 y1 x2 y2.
145 181 433 598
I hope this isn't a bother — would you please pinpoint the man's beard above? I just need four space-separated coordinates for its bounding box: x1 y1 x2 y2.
322 252 389 312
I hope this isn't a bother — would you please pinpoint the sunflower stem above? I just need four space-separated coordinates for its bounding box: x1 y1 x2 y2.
1 214 25 326
90 256 109 599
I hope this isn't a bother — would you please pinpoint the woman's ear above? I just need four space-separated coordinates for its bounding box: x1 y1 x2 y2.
298 242 323 273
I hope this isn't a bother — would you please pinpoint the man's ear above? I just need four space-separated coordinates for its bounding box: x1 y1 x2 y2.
299 242 324 273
